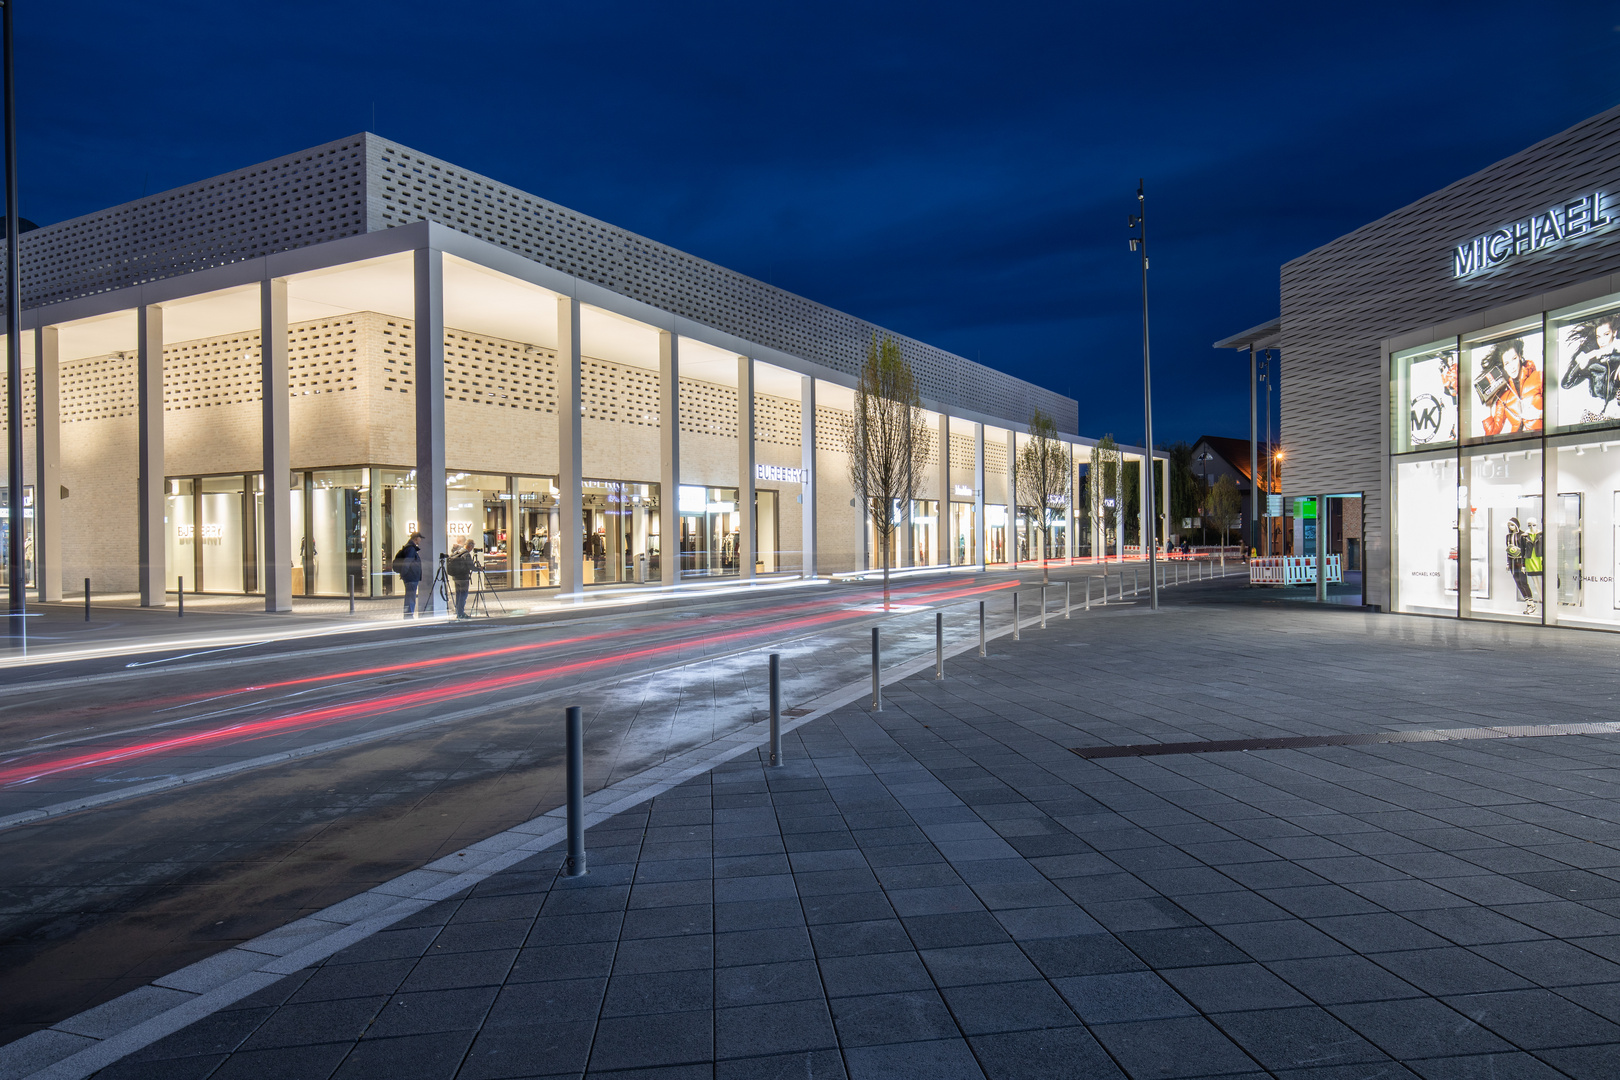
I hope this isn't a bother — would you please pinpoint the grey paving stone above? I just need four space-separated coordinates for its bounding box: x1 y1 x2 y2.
1330 998 1512 1059
1054 971 1196 1024
1443 988 1620 1048
365 986 498 1038
589 1008 715 1071
968 1026 1125 1080
808 918 912 958
841 1037 984 1080
482 976 605 1026
1089 1016 1259 1079
830 989 960 1047
457 1019 596 1079
1217 919 1351 962
507 940 617 983
208 1041 351 1080
329 1030 476 1080
1212 1005 1388 1071
235 996 387 1051
1405 1053 1566 1080
939 979 1078 1035
715 960 824 1006
715 1048 848 1079
716 998 837 1058
1163 962 1311 1012
602 969 715 1017
819 951 934 997
1265 955 1423 1006
611 933 714 975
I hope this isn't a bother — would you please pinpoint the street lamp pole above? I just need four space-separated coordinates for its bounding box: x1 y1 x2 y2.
1128 181 1158 611
2 0 22 644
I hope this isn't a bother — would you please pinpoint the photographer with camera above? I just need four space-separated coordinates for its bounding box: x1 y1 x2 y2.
447 539 476 621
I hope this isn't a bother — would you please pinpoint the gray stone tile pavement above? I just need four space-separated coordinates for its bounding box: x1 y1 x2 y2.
75 599 1620 1077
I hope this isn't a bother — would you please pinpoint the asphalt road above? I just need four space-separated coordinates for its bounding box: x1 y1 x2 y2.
0 563 1170 1045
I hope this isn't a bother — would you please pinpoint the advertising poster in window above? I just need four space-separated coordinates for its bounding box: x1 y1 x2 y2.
1555 304 1620 426
1470 330 1543 438
1404 347 1458 448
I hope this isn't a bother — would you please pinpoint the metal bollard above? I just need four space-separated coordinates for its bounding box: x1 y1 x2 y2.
768 653 782 766
1065 580 1071 619
871 627 882 710
1085 575 1091 611
349 575 355 613
978 600 986 657
178 577 184 618
84 578 90 622
1013 592 1021 641
1040 585 1047 629
565 705 586 876
935 611 943 680
1134 568 1139 595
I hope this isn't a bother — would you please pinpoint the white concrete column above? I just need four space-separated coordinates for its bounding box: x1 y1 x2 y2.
1006 429 1017 567
659 331 680 586
801 376 816 578
1063 442 1075 565
260 279 292 612
973 423 985 570
557 297 583 597
414 249 447 613
1138 456 1149 561
737 356 755 581
937 413 950 566
32 327 60 601
1114 454 1123 563
137 304 164 606
1160 457 1170 558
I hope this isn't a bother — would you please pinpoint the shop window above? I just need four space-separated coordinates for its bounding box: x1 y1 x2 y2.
373 468 416 598
584 479 660 585
447 472 512 587
949 502 976 565
911 500 939 565
1549 293 1620 432
514 477 560 587
0 488 33 590
1544 435 1620 630
1392 454 1458 617
1464 446 1544 623
1392 339 1459 453
1463 318 1544 442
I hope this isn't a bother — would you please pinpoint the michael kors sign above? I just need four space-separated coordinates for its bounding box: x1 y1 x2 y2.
1452 191 1612 278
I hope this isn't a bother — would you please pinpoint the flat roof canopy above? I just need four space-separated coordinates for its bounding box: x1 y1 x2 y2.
1214 317 1281 351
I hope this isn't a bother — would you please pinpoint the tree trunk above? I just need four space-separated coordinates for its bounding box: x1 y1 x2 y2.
882 526 891 610
1041 529 1049 585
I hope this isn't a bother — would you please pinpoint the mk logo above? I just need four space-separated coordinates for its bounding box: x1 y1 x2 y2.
1410 393 1443 443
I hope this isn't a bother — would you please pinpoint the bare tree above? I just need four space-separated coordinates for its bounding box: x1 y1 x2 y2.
1206 473 1241 574
1089 435 1119 561
847 335 928 608
1016 409 1068 584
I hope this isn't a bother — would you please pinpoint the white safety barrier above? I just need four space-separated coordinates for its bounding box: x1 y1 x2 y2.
1249 555 1341 586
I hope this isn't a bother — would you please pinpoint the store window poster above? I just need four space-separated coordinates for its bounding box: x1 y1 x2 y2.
1406 349 1458 447
1557 307 1620 426
1471 331 1544 438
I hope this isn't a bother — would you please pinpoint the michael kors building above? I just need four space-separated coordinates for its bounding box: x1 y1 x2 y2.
6 135 1159 609
1261 104 1620 629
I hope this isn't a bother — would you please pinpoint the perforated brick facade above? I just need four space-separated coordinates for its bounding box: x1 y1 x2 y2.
15 134 1075 433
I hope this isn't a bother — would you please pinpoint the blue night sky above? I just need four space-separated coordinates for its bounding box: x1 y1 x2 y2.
21 2 1620 446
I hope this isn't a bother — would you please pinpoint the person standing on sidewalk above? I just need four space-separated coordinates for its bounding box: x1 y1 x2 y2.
393 532 424 617
447 539 475 620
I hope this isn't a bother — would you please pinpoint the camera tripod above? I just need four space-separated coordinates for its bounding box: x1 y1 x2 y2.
439 550 507 619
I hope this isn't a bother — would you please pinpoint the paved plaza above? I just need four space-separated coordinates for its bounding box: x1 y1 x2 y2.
27 585 1620 1079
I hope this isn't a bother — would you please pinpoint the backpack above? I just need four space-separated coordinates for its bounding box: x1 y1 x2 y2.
391 546 412 576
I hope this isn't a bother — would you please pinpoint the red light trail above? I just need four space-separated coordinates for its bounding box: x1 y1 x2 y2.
0 578 1017 788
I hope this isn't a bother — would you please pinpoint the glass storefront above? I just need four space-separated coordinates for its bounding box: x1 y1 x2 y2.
584 479 660 585
911 499 939 566
678 485 778 578
291 468 368 597
1391 298 1620 629
373 469 416 598
515 477 559 587
949 502 976 565
986 505 1007 564
448 472 513 587
0 487 32 590
166 474 261 594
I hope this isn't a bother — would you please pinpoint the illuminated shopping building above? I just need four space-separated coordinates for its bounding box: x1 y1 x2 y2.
5 135 1163 608
1224 104 1620 628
